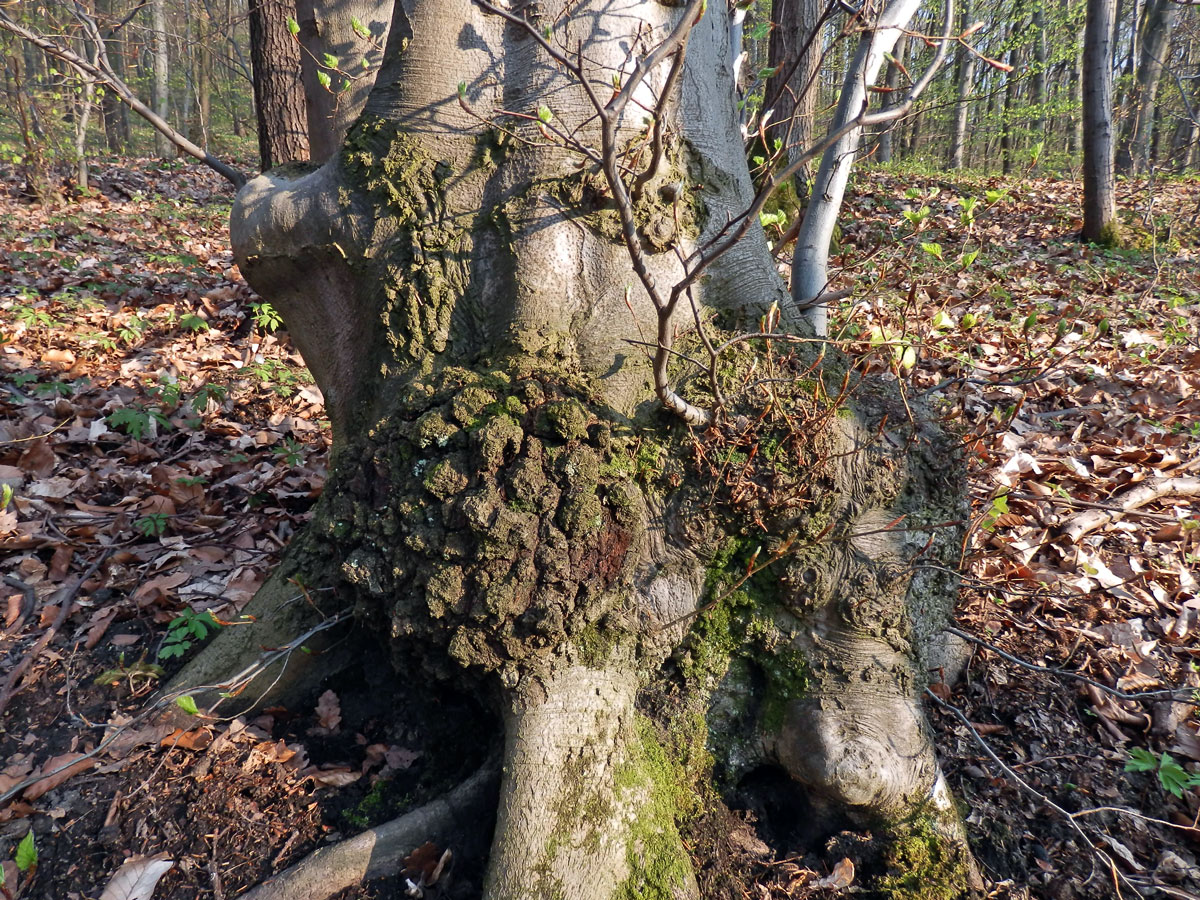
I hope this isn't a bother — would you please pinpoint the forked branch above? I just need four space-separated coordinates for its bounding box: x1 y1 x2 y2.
473 0 957 427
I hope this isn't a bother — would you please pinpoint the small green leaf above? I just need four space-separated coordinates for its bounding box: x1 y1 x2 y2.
1022 312 1038 332
537 105 553 124
931 310 954 331
351 16 369 38
175 695 200 716
317 71 332 90
15 830 37 871
287 16 299 35
959 249 979 269
960 312 978 329
322 52 338 69
458 81 467 98
920 241 943 259
1125 747 1158 772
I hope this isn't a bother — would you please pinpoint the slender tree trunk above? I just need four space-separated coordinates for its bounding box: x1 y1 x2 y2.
152 0 173 157
97 0 129 151
247 0 309 168
1031 5 1047 141
1070 31 1084 157
295 0 393 163
877 34 906 163
74 44 97 188
947 0 974 169
1083 0 1120 243
792 0 924 335
1115 0 1178 173
1000 29 1019 175
182 0 195 141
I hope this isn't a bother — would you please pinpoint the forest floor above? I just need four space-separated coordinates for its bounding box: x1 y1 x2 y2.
0 158 1198 900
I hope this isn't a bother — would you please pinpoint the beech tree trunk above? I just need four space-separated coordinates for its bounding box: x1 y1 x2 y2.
295 0 393 163
1031 5 1047 141
764 0 822 169
170 2 973 897
151 0 172 158
947 0 974 169
1083 0 1120 243
248 0 310 168
878 34 906 164
97 0 130 151
791 0 923 335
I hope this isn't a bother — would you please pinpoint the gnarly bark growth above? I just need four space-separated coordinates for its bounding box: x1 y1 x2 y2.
172 2 974 897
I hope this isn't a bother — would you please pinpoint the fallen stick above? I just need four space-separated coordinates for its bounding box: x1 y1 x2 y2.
1061 476 1200 544
239 763 497 900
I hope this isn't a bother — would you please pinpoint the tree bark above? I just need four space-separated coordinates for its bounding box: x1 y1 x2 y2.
1115 0 1178 173
295 0 393 163
764 0 823 171
96 0 130 151
791 0 924 335
947 0 974 169
1000 28 1019 175
172 2 973 896
878 34 906 164
152 0 173 158
1031 5 1047 142
1083 0 1120 243
247 0 310 168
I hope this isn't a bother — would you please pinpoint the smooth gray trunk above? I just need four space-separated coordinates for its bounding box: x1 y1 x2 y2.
792 0 923 335
152 0 172 157
947 0 974 170
878 35 907 164
1083 0 1119 242
1115 0 1178 173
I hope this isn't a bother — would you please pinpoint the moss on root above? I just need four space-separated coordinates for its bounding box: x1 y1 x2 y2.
875 816 972 900
615 717 704 900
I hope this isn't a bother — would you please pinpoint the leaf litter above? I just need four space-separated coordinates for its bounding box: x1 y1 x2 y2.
0 161 1197 897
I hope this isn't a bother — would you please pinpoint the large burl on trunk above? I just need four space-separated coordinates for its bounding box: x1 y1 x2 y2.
172 2 976 897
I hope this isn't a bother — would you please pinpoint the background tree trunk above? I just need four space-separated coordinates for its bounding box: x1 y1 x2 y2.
1115 0 1178 173
152 0 173 157
877 34 906 164
247 0 309 168
764 0 823 174
947 0 974 169
1083 0 1120 243
97 0 130 151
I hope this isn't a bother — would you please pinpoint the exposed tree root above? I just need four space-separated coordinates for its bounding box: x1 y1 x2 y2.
164 566 355 714
239 763 499 900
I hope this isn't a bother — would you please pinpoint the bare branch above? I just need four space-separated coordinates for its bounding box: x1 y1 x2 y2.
0 8 247 188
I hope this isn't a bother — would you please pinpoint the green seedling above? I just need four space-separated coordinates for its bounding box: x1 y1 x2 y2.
1126 749 1200 798
159 609 223 660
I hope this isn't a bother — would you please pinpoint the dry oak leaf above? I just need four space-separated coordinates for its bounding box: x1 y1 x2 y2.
98 853 175 900
314 689 342 732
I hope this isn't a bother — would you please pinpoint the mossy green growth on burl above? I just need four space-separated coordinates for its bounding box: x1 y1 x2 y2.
614 717 702 900
875 816 972 900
